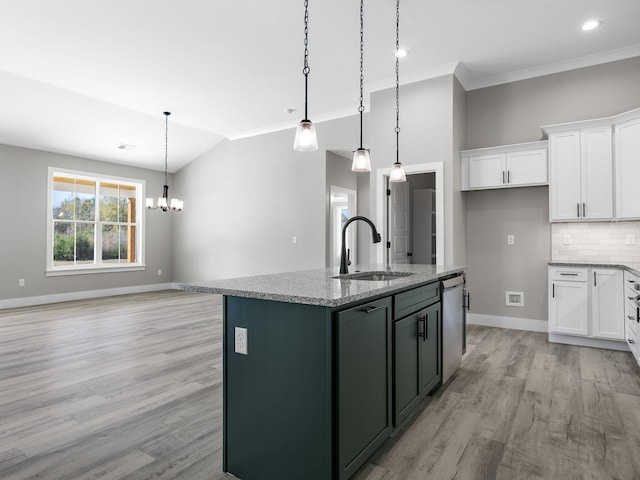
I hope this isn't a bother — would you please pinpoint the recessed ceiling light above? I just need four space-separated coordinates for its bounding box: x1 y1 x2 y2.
395 48 409 58
582 19 602 31
284 108 296 115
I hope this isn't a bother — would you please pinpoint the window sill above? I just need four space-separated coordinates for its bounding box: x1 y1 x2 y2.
45 265 147 277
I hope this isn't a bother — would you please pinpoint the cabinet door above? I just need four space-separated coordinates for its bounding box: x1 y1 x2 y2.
615 117 640 219
549 280 588 336
419 302 441 396
393 313 421 427
549 131 581 221
337 297 392 480
506 149 547 186
581 127 613 220
591 269 624 340
468 153 506 189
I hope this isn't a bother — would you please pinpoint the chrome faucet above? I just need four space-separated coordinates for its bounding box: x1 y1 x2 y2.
340 216 382 274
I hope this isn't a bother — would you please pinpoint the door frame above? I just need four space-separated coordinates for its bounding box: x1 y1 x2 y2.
375 162 444 265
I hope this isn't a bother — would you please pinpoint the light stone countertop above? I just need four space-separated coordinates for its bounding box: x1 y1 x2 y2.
178 263 466 308
549 261 640 277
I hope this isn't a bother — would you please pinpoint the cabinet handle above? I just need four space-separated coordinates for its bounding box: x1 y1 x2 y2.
577 203 580 217
583 203 586 217
502 171 506 184
630 339 636 344
507 170 510 183
628 295 640 301
361 306 381 314
593 271 597 287
559 272 579 276
628 315 636 321
417 315 427 340
552 283 555 298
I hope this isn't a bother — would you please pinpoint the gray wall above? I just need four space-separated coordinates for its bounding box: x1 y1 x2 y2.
0 144 173 301
464 57 640 321
172 115 359 282
369 74 466 265
325 151 357 267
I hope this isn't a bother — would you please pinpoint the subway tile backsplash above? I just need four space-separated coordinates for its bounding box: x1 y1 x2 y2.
551 222 640 263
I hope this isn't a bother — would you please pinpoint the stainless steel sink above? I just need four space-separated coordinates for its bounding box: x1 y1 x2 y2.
333 271 415 281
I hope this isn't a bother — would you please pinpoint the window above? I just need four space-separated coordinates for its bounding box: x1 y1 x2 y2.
47 168 145 275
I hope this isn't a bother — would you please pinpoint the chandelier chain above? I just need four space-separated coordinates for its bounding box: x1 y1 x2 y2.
395 0 400 161
303 0 310 76
359 0 364 114
164 112 169 185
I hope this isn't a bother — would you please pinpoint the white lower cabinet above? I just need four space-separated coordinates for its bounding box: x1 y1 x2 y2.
624 271 640 366
548 267 624 341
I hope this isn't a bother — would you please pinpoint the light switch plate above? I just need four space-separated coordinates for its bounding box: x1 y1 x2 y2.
235 327 248 355
627 234 636 245
507 235 515 245
562 234 571 245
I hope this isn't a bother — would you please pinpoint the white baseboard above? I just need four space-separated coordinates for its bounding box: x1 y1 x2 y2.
548 333 630 352
467 313 548 333
0 283 179 310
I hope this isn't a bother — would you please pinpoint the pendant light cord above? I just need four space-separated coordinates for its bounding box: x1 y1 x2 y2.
303 0 310 121
164 112 170 187
358 0 365 149
395 0 400 164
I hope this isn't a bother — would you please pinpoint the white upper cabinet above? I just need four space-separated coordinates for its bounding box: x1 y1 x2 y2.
544 119 613 222
460 141 547 191
615 113 640 220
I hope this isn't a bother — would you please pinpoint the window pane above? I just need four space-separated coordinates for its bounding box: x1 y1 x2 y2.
102 225 133 263
76 223 95 264
100 184 120 222
52 177 95 221
53 222 74 265
52 222 94 265
74 180 96 221
121 189 137 223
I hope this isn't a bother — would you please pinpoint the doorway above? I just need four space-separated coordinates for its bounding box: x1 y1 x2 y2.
387 173 436 266
375 162 444 265
329 186 357 268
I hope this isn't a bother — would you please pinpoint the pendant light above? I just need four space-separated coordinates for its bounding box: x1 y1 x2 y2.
293 0 318 152
389 0 406 183
352 0 371 172
145 112 184 212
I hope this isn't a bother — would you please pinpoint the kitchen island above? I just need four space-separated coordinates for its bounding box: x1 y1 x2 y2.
180 263 465 480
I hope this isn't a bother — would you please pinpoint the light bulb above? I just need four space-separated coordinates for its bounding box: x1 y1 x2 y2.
158 197 168 209
352 148 371 172
389 162 406 182
145 198 154 209
293 120 318 152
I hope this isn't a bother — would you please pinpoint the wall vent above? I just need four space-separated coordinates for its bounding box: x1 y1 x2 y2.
506 291 524 307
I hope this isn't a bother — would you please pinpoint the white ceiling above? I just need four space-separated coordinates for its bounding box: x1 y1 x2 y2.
1 0 639 172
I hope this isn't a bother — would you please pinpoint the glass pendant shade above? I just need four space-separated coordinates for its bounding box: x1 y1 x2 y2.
389 161 407 183
352 148 371 172
293 120 318 152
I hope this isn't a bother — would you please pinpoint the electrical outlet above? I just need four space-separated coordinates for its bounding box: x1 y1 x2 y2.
235 327 248 355
18 279 25 287
627 234 636 245
157 269 162 276
292 236 297 244
507 235 515 245
562 234 571 245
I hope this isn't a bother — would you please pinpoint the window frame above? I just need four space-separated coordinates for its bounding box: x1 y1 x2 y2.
46 167 147 276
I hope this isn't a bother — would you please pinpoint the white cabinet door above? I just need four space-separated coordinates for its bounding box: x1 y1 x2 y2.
591 269 624 340
615 117 640 219
549 131 581 221
468 153 505 189
506 149 547 186
549 280 589 336
581 127 613 220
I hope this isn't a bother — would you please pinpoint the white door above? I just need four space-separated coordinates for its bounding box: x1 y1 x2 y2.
615 117 640 219
549 131 581 221
468 153 505 189
389 181 410 265
581 127 613 220
591 269 624 340
549 280 589 336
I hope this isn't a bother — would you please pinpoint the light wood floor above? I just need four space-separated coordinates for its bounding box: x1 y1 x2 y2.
1 291 639 479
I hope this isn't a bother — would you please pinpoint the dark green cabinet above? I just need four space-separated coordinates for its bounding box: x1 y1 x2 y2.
394 302 441 427
337 297 392 480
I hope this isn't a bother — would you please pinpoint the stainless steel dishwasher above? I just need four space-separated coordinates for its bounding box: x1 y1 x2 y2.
442 274 465 384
